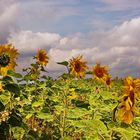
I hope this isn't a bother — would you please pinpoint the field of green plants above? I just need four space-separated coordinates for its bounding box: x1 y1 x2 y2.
0 44 140 140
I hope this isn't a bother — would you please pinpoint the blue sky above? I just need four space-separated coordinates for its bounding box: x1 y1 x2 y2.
1 0 140 77
1 0 140 34
18 0 140 34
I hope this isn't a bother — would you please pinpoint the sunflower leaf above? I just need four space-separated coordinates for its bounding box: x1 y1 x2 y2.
86 71 92 74
5 83 20 95
57 61 68 66
2 76 13 83
11 127 25 140
7 70 23 78
0 91 11 105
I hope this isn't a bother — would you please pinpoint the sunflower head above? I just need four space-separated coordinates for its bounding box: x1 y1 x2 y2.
123 76 140 97
92 63 108 81
0 44 19 76
0 53 10 67
69 55 88 78
124 76 135 90
117 107 135 124
117 76 140 124
36 49 49 66
117 98 137 124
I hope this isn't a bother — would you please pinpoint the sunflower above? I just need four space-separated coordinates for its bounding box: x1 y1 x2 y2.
36 49 49 66
117 104 137 124
0 44 19 76
92 63 109 82
117 76 140 124
123 76 140 98
69 55 88 78
117 97 137 124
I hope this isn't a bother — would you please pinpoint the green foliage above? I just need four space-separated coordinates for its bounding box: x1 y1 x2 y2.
0 72 140 140
57 61 69 66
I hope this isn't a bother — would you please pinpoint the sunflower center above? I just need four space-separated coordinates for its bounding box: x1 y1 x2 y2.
39 53 45 61
96 68 104 78
75 62 81 72
0 53 10 67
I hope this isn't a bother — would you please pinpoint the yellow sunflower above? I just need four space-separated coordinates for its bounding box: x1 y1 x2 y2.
117 106 137 124
92 63 109 82
123 76 140 97
117 97 137 124
69 55 88 78
117 76 140 124
0 44 19 76
36 49 49 66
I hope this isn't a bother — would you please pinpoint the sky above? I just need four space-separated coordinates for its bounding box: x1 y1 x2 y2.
0 0 140 78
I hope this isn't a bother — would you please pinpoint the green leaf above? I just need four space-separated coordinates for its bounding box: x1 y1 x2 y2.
55 105 64 114
11 127 25 139
57 61 68 66
100 91 117 100
0 92 11 105
7 70 22 78
24 74 32 80
67 108 89 119
7 70 15 75
114 128 134 140
25 113 33 119
37 112 53 121
2 76 13 83
41 66 48 72
93 120 108 133
5 83 20 95
86 71 92 74
32 100 44 108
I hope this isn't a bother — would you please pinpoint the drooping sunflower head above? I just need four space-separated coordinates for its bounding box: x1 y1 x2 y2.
36 49 49 66
123 76 134 97
117 106 136 124
117 97 137 124
69 55 88 78
92 63 109 81
124 76 134 89
0 44 19 76
123 76 140 97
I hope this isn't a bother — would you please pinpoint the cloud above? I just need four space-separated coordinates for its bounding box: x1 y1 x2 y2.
8 17 140 77
8 30 63 74
19 0 81 28
8 31 61 53
0 0 19 43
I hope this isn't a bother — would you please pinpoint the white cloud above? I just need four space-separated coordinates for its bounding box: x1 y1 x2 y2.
0 0 19 43
20 0 80 24
8 31 61 53
8 17 140 77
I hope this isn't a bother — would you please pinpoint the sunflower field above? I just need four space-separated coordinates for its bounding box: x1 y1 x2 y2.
0 44 140 140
